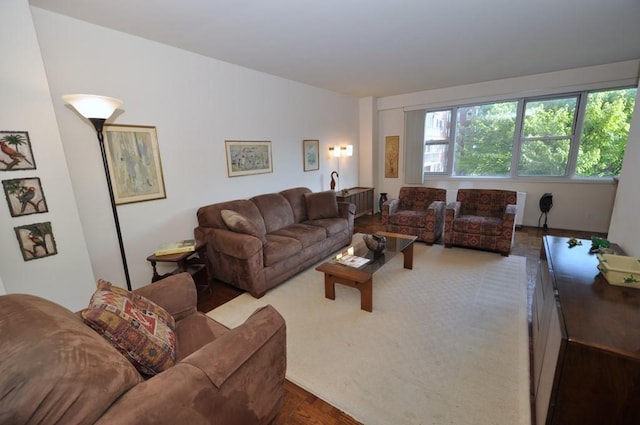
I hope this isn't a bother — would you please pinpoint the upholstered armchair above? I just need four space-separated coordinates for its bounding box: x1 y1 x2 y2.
444 189 517 256
381 186 447 244
0 273 286 425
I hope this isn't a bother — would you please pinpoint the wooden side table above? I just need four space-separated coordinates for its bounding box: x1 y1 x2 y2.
336 187 374 218
146 240 211 294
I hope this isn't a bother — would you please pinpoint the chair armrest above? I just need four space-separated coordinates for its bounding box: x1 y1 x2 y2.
381 199 399 225
428 200 445 215
504 203 517 219
96 305 286 425
445 201 461 219
133 273 197 321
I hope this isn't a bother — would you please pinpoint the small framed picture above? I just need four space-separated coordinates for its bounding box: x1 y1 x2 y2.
0 131 36 171
103 124 166 205
225 140 273 177
14 221 57 261
303 139 319 171
2 177 48 217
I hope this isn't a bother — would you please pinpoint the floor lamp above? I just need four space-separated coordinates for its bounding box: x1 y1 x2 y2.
329 145 353 191
62 94 132 291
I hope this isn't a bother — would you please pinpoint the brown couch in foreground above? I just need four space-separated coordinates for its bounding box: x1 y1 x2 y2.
0 273 286 425
195 187 355 298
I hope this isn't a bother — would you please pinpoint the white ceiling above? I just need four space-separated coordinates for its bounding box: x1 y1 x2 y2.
29 0 640 98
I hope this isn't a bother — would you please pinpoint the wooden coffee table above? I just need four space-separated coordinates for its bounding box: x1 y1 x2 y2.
315 232 417 312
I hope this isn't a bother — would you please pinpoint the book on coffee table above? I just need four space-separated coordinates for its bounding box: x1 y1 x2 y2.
154 239 196 256
336 254 370 268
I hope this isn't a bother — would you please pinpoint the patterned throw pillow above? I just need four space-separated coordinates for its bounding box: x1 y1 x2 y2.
81 280 177 376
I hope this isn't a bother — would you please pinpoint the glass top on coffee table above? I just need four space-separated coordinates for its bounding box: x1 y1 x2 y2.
330 232 417 275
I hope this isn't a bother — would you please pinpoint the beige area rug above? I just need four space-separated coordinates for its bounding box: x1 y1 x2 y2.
207 239 531 425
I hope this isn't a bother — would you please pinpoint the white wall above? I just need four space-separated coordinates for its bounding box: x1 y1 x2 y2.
0 0 95 310
372 61 640 233
608 83 640 257
30 7 359 289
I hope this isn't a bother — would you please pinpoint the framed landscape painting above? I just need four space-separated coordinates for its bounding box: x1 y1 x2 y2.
103 125 166 205
303 139 319 171
225 140 273 177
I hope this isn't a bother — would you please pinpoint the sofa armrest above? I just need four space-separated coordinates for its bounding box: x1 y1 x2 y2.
198 227 263 260
338 202 356 234
181 305 285 387
95 305 286 425
133 273 197 321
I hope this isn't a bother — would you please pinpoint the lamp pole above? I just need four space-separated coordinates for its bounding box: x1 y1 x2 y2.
62 94 132 291
89 117 132 290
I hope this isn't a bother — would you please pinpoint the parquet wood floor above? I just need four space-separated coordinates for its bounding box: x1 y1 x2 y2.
197 213 605 425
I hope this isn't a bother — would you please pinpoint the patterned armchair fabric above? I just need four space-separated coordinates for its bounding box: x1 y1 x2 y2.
381 187 446 244
444 189 517 256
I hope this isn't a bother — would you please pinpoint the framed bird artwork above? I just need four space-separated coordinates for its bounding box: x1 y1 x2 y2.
2 177 48 217
0 131 36 171
14 221 57 261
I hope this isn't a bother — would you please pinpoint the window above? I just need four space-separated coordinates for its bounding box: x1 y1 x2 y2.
453 101 517 177
576 88 637 177
423 110 451 173
417 86 636 179
518 96 577 177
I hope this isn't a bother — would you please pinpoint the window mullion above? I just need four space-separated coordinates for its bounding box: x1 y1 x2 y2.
447 106 457 176
512 99 525 177
568 92 588 177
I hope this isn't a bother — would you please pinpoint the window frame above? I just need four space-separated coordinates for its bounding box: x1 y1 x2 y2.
420 85 636 180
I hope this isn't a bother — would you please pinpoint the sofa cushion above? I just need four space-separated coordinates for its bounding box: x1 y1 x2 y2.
263 235 302 266
452 215 503 236
221 209 268 244
388 209 427 228
81 280 177 376
270 223 326 249
304 191 339 220
306 217 349 237
280 187 311 223
0 294 143 425
251 193 295 233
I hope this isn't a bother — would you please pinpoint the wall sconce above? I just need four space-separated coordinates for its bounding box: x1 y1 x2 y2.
62 94 131 291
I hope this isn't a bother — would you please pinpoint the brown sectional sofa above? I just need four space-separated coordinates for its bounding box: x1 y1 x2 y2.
195 187 355 298
0 273 286 425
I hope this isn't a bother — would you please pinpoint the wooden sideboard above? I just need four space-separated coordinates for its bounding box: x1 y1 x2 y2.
336 187 374 219
532 236 640 425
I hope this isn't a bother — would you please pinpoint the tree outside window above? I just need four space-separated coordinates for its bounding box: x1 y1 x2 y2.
420 86 637 179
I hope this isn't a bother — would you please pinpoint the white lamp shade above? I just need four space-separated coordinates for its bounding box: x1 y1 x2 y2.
329 146 340 157
62 94 123 119
341 145 353 157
